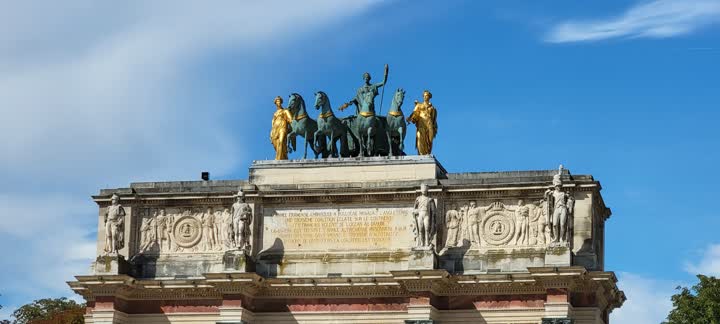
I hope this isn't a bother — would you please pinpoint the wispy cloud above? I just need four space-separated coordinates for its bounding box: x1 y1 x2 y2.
611 272 678 324
545 0 720 43
0 0 381 318
685 243 720 276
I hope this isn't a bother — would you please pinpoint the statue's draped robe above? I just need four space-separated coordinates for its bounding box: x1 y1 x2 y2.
270 108 293 160
352 83 382 115
407 102 437 155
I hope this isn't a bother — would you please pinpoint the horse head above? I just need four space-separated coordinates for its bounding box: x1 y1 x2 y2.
288 93 306 115
389 88 406 112
314 91 329 111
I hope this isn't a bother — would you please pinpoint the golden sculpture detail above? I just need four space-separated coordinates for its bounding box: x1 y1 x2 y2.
407 90 438 155
270 96 294 160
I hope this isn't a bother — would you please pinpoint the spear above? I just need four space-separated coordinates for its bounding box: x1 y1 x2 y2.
378 64 389 115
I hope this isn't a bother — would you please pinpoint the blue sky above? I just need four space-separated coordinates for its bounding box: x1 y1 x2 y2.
1 1 719 323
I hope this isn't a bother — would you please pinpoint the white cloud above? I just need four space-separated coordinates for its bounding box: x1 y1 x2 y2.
685 243 720 276
0 0 382 316
611 272 677 324
545 0 720 43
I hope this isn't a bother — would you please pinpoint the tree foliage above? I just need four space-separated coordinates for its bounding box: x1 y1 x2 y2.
10 297 84 324
664 275 720 324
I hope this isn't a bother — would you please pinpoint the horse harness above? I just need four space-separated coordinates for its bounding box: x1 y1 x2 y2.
319 111 334 119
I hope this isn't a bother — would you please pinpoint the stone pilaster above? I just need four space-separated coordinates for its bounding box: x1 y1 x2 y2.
86 297 128 324
544 288 573 319
406 293 438 324
217 294 254 324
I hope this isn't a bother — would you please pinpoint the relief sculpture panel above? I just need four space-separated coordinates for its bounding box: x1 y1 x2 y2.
135 191 254 255
443 199 556 249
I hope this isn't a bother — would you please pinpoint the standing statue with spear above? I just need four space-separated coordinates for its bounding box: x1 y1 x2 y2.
339 64 389 116
338 64 390 156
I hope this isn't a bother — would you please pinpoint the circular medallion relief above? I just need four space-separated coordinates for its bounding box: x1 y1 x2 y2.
172 216 202 248
482 212 515 246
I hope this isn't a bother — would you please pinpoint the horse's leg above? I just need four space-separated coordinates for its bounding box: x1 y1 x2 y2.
367 126 375 156
339 129 349 157
287 131 296 153
329 130 337 157
313 129 323 158
387 126 394 156
303 131 309 159
359 129 365 157
399 126 405 152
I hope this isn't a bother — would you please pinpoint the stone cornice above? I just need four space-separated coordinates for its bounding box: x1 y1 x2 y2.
69 269 624 312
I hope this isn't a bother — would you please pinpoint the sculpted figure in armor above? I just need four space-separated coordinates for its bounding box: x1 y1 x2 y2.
407 90 438 155
156 210 168 251
163 209 175 251
104 194 126 254
536 200 550 245
139 214 157 252
339 66 388 115
445 204 461 248
213 209 223 247
201 207 217 250
412 184 436 248
513 199 530 245
466 201 482 246
221 208 235 248
232 191 253 251
545 165 575 244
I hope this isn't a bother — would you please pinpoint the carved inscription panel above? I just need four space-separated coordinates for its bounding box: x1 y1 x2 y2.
263 207 413 251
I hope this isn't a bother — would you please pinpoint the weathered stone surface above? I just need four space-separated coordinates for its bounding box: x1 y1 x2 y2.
74 157 623 323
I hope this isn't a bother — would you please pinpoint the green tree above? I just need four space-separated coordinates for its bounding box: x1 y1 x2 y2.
664 275 720 324
0 293 10 324
10 297 84 324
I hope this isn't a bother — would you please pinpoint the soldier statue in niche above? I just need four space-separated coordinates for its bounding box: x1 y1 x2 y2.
545 165 575 245
103 194 126 255
232 190 253 251
412 184 436 248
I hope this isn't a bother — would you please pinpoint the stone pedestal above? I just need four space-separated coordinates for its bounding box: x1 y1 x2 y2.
93 254 130 275
223 250 253 272
408 247 436 270
545 244 571 267
249 155 446 185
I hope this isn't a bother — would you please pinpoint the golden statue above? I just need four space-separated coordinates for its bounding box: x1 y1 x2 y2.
407 90 438 155
270 96 293 160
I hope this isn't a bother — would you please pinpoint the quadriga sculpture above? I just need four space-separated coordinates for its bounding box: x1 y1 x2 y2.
313 91 353 158
385 88 407 156
286 93 327 159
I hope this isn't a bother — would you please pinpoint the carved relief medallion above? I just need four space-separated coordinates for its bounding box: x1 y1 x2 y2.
173 216 202 248
482 212 515 246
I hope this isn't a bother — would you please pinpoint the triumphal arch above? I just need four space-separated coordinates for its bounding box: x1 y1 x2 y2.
70 67 624 323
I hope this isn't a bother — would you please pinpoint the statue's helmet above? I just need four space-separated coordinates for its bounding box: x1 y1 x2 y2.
363 72 371 80
552 164 564 187
111 193 120 202
234 190 245 198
